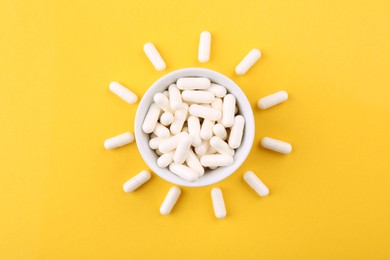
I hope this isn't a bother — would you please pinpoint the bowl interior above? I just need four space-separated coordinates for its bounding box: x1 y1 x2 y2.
135 68 255 187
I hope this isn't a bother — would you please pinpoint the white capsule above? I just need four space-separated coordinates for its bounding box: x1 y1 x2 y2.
243 171 269 197
211 98 223 111
258 91 288 110
210 136 234 156
142 103 161 134
212 123 227 140
153 123 170 138
200 154 233 167
123 170 151 192
261 137 292 154
143 42 166 71
177 77 211 90
173 133 192 164
198 31 211 63
154 92 172 112
109 82 138 104
187 116 202 147
208 83 227 98
104 132 134 149
149 136 168 149
235 48 261 75
160 112 174 126
182 90 215 104
200 119 215 140
169 163 198 182
186 150 205 176
211 188 226 219
195 140 210 156
157 151 174 168
160 186 181 215
170 104 188 134
158 132 187 153
189 104 221 121
222 94 236 127
168 84 183 110
228 115 245 149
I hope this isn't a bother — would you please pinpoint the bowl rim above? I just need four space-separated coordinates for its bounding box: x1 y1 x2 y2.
134 67 255 187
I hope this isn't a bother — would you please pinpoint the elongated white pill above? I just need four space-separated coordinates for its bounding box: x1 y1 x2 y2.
109 82 138 104
182 90 215 104
173 133 192 164
154 92 172 112
189 104 221 121
177 77 211 90
170 104 188 134
261 137 292 154
143 42 166 71
195 140 210 156
243 171 269 197
186 150 204 176
104 132 134 149
198 31 211 63
169 163 198 182
149 136 168 149
211 188 226 219
209 83 227 98
228 115 245 149
235 48 261 75
200 154 233 167
222 94 236 127
211 98 223 111
153 123 170 137
212 123 227 140
187 116 202 147
142 103 161 134
200 119 215 140
168 84 182 110
160 186 181 215
123 170 151 192
210 136 234 156
160 112 174 126
159 132 187 153
258 91 288 109
157 151 174 168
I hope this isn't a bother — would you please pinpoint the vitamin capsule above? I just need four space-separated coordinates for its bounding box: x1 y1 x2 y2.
177 77 211 90
160 186 181 215
169 163 198 182
104 132 134 149
228 115 245 149
211 98 223 111
142 103 161 134
173 133 193 164
200 119 215 140
153 123 170 138
243 171 269 197
261 137 292 154
198 31 211 63
208 83 227 98
168 84 182 110
154 92 172 112
170 104 188 134
182 90 215 104
222 94 236 127
149 136 168 149
186 150 205 176
235 48 261 75
143 42 166 71
200 154 233 167
157 151 174 168
109 82 138 104
212 123 227 140
160 112 174 126
123 170 151 192
211 188 226 219
195 140 210 156
210 136 234 156
258 91 288 109
159 132 187 153
189 104 221 121
187 116 202 147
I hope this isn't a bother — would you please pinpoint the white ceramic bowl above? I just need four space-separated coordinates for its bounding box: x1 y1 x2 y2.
135 68 255 187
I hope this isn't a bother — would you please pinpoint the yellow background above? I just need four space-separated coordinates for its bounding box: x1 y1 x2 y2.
1 0 390 259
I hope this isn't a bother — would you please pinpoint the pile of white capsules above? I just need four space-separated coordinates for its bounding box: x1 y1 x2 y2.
142 77 244 182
